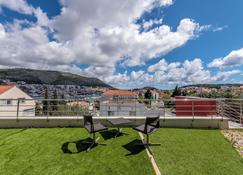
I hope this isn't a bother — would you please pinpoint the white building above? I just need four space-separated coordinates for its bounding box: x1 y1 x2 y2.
0 85 35 117
100 90 142 116
100 101 146 116
102 90 137 100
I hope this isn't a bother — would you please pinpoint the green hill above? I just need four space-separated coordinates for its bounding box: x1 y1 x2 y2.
181 84 243 89
0 68 113 88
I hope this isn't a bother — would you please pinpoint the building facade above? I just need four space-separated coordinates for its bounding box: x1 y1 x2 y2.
0 85 35 117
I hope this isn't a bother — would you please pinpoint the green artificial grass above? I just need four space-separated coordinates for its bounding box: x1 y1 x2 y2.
150 128 243 175
0 128 154 175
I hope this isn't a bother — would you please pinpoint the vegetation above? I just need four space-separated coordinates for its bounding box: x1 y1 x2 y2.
151 128 243 175
0 68 112 88
171 85 182 97
0 128 153 175
181 83 243 89
38 88 89 116
144 89 153 99
42 86 49 115
184 91 241 99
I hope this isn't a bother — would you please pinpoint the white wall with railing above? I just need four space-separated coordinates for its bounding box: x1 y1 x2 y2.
0 98 241 128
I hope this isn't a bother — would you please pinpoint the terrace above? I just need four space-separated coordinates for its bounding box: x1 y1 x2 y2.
0 98 242 174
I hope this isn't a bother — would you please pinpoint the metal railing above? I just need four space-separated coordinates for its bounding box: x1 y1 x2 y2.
0 98 242 125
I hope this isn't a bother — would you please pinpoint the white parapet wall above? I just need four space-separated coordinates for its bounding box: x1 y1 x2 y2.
0 116 229 129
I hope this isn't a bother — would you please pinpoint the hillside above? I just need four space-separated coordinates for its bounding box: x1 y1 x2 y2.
181 84 243 89
0 68 113 88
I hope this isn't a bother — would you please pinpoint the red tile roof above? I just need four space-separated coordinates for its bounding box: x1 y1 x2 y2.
0 85 15 94
102 90 136 96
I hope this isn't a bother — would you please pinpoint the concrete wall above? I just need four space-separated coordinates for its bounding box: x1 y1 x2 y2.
0 116 229 129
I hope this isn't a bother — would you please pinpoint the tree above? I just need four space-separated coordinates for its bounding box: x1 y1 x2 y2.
35 102 42 116
171 85 182 97
51 89 58 115
144 89 152 99
42 86 49 115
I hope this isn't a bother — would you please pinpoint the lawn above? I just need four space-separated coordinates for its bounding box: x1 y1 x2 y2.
150 128 243 175
0 128 154 175
0 128 242 175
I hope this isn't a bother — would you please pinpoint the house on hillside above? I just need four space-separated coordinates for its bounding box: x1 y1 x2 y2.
101 90 137 100
0 85 35 117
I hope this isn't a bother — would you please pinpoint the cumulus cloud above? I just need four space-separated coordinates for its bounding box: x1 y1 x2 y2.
208 48 243 68
0 0 33 14
1 0 237 88
143 18 163 31
149 58 211 84
212 70 241 81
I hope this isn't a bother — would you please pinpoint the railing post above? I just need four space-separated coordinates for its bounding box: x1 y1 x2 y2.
240 100 242 126
47 99 49 122
192 100 195 121
16 99 20 121
163 100 166 121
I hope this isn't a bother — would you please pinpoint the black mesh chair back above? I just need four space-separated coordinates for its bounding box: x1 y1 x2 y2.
82 114 108 151
133 115 161 154
145 115 160 129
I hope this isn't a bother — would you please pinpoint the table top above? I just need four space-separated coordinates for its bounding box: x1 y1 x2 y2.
107 118 131 125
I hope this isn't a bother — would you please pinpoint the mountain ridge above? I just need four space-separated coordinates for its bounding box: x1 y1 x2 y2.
0 68 113 88
181 83 243 89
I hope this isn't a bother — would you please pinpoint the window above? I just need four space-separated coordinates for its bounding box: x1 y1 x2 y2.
7 100 12 105
19 98 26 104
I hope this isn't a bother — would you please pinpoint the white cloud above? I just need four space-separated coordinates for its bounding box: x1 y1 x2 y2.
212 70 241 81
213 25 228 32
208 48 243 68
0 23 5 38
50 0 205 67
148 59 180 72
151 58 211 84
34 7 50 27
0 1 203 70
143 18 163 31
0 0 33 14
1 0 234 88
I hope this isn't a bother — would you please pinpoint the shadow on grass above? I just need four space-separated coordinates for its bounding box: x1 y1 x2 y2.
122 139 145 156
100 129 127 140
61 137 97 154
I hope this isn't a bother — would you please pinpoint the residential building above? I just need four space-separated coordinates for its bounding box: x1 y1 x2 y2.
102 90 137 100
100 100 146 116
100 90 145 116
0 85 35 117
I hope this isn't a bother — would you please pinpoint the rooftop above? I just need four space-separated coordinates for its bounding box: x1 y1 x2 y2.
0 128 242 175
102 90 137 96
0 85 14 94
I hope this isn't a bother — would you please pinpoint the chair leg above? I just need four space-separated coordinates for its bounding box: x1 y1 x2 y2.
146 134 161 146
112 128 128 138
135 133 160 151
84 132 106 152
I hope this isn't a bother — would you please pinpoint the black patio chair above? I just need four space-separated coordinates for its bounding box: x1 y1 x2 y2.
83 114 108 151
133 115 161 153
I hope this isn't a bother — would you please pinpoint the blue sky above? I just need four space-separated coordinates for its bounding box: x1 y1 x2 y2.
0 0 243 89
